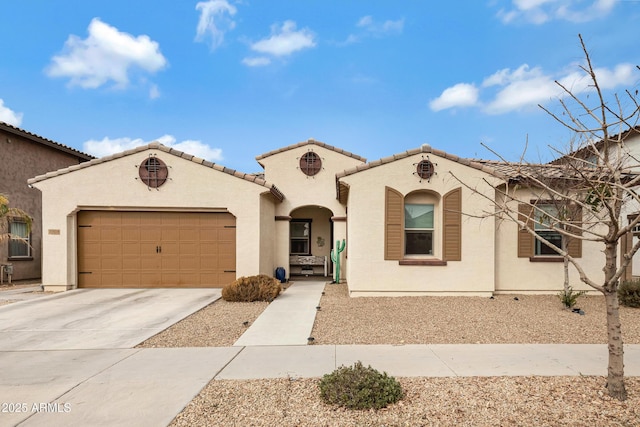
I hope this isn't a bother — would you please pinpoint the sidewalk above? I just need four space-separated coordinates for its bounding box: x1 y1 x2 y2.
4 344 640 426
233 280 326 346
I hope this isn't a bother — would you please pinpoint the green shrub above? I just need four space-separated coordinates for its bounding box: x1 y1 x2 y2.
319 361 404 410
558 286 587 309
221 274 282 302
618 279 640 308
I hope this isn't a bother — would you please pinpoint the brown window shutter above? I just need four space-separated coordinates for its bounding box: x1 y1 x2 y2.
443 187 462 261
518 204 534 258
385 186 403 260
567 204 582 258
622 228 633 280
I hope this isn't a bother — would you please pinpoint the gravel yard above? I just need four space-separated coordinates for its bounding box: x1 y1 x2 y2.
138 299 269 347
153 281 640 426
171 376 640 427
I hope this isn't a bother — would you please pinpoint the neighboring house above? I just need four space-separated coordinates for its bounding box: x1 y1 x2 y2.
0 122 94 281
550 127 640 281
29 139 616 294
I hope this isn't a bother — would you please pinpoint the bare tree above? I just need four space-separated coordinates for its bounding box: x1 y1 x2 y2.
453 35 640 400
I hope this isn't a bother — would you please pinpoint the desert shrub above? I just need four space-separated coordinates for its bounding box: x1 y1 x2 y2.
221 274 282 302
618 279 640 308
319 361 404 410
558 286 587 309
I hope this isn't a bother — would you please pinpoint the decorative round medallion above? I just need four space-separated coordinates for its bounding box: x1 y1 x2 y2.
416 159 434 180
139 157 168 188
299 152 322 176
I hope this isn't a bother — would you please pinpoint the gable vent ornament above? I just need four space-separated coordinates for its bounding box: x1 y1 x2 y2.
136 154 169 190
413 156 436 182
298 150 323 177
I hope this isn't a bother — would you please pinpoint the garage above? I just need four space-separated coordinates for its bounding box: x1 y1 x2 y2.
77 211 236 288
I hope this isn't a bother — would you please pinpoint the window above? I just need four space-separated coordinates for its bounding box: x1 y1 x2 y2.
404 204 434 255
534 205 562 256
290 220 311 255
9 219 31 258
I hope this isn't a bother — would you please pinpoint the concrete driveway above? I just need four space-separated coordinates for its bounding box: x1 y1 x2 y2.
0 288 221 350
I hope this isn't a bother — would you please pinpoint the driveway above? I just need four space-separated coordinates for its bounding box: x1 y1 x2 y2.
0 288 221 350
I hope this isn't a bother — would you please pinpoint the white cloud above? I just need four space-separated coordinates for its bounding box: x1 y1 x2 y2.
242 56 271 67
429 83 479 111
431 61 639 115
357 15 404 34
496 0 616 24
46 18 167 89
195 0 237 50
249 21 315 57
83 134 223 162
0 99 23 126
342 15 404 45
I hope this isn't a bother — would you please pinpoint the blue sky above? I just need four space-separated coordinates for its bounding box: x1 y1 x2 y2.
1 0 639 173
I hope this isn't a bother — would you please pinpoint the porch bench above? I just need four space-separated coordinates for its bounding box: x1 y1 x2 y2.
289 255 328 277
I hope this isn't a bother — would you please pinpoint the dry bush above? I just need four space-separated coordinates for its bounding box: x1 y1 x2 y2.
222 274 282 302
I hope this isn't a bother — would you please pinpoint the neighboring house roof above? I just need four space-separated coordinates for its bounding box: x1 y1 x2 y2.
255 138 367 167
28 142 285 202
549 126 640 165
0 121 95 161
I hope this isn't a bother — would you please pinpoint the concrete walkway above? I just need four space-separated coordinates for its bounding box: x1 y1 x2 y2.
233 280 326 346
2 344 640 426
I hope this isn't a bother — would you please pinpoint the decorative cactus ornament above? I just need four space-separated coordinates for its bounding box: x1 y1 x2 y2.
331 239 346 283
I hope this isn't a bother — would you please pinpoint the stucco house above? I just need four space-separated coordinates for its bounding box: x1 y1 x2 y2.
28 138 635 295
0 121 93 281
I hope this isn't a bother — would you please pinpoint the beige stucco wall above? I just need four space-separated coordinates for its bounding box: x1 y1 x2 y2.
340 152 498 296
31 148 276 291
259 144 363 278
493 186 604 293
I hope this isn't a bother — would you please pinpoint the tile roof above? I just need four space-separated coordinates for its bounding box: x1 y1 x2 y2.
255 138 367 164
549 126 640 165
28 142 285 202
0 121 94 160
335 144 504 179
335 143 630 192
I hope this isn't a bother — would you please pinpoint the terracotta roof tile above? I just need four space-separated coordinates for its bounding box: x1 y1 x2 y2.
0 121 94 160
335 144 509 180
255 138 366 163
28 142 285 202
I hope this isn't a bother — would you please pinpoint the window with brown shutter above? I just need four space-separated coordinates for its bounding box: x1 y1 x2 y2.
517 204 534 258
384 186 403 260
443 188 462 261
518 202 583 260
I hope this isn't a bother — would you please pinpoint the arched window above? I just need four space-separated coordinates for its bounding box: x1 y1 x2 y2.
404 191 439 256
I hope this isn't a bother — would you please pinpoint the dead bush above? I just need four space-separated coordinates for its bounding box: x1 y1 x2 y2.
222 274 282 302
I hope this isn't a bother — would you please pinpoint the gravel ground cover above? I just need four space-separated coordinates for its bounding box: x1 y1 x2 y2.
163 282 640 426
311 284 640 344
138 299 269 347
171 376 640 426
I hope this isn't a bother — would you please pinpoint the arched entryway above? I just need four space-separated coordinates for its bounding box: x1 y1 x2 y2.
289 205 334 278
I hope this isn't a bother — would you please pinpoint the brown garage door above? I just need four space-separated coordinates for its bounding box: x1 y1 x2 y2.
77 211 236 288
